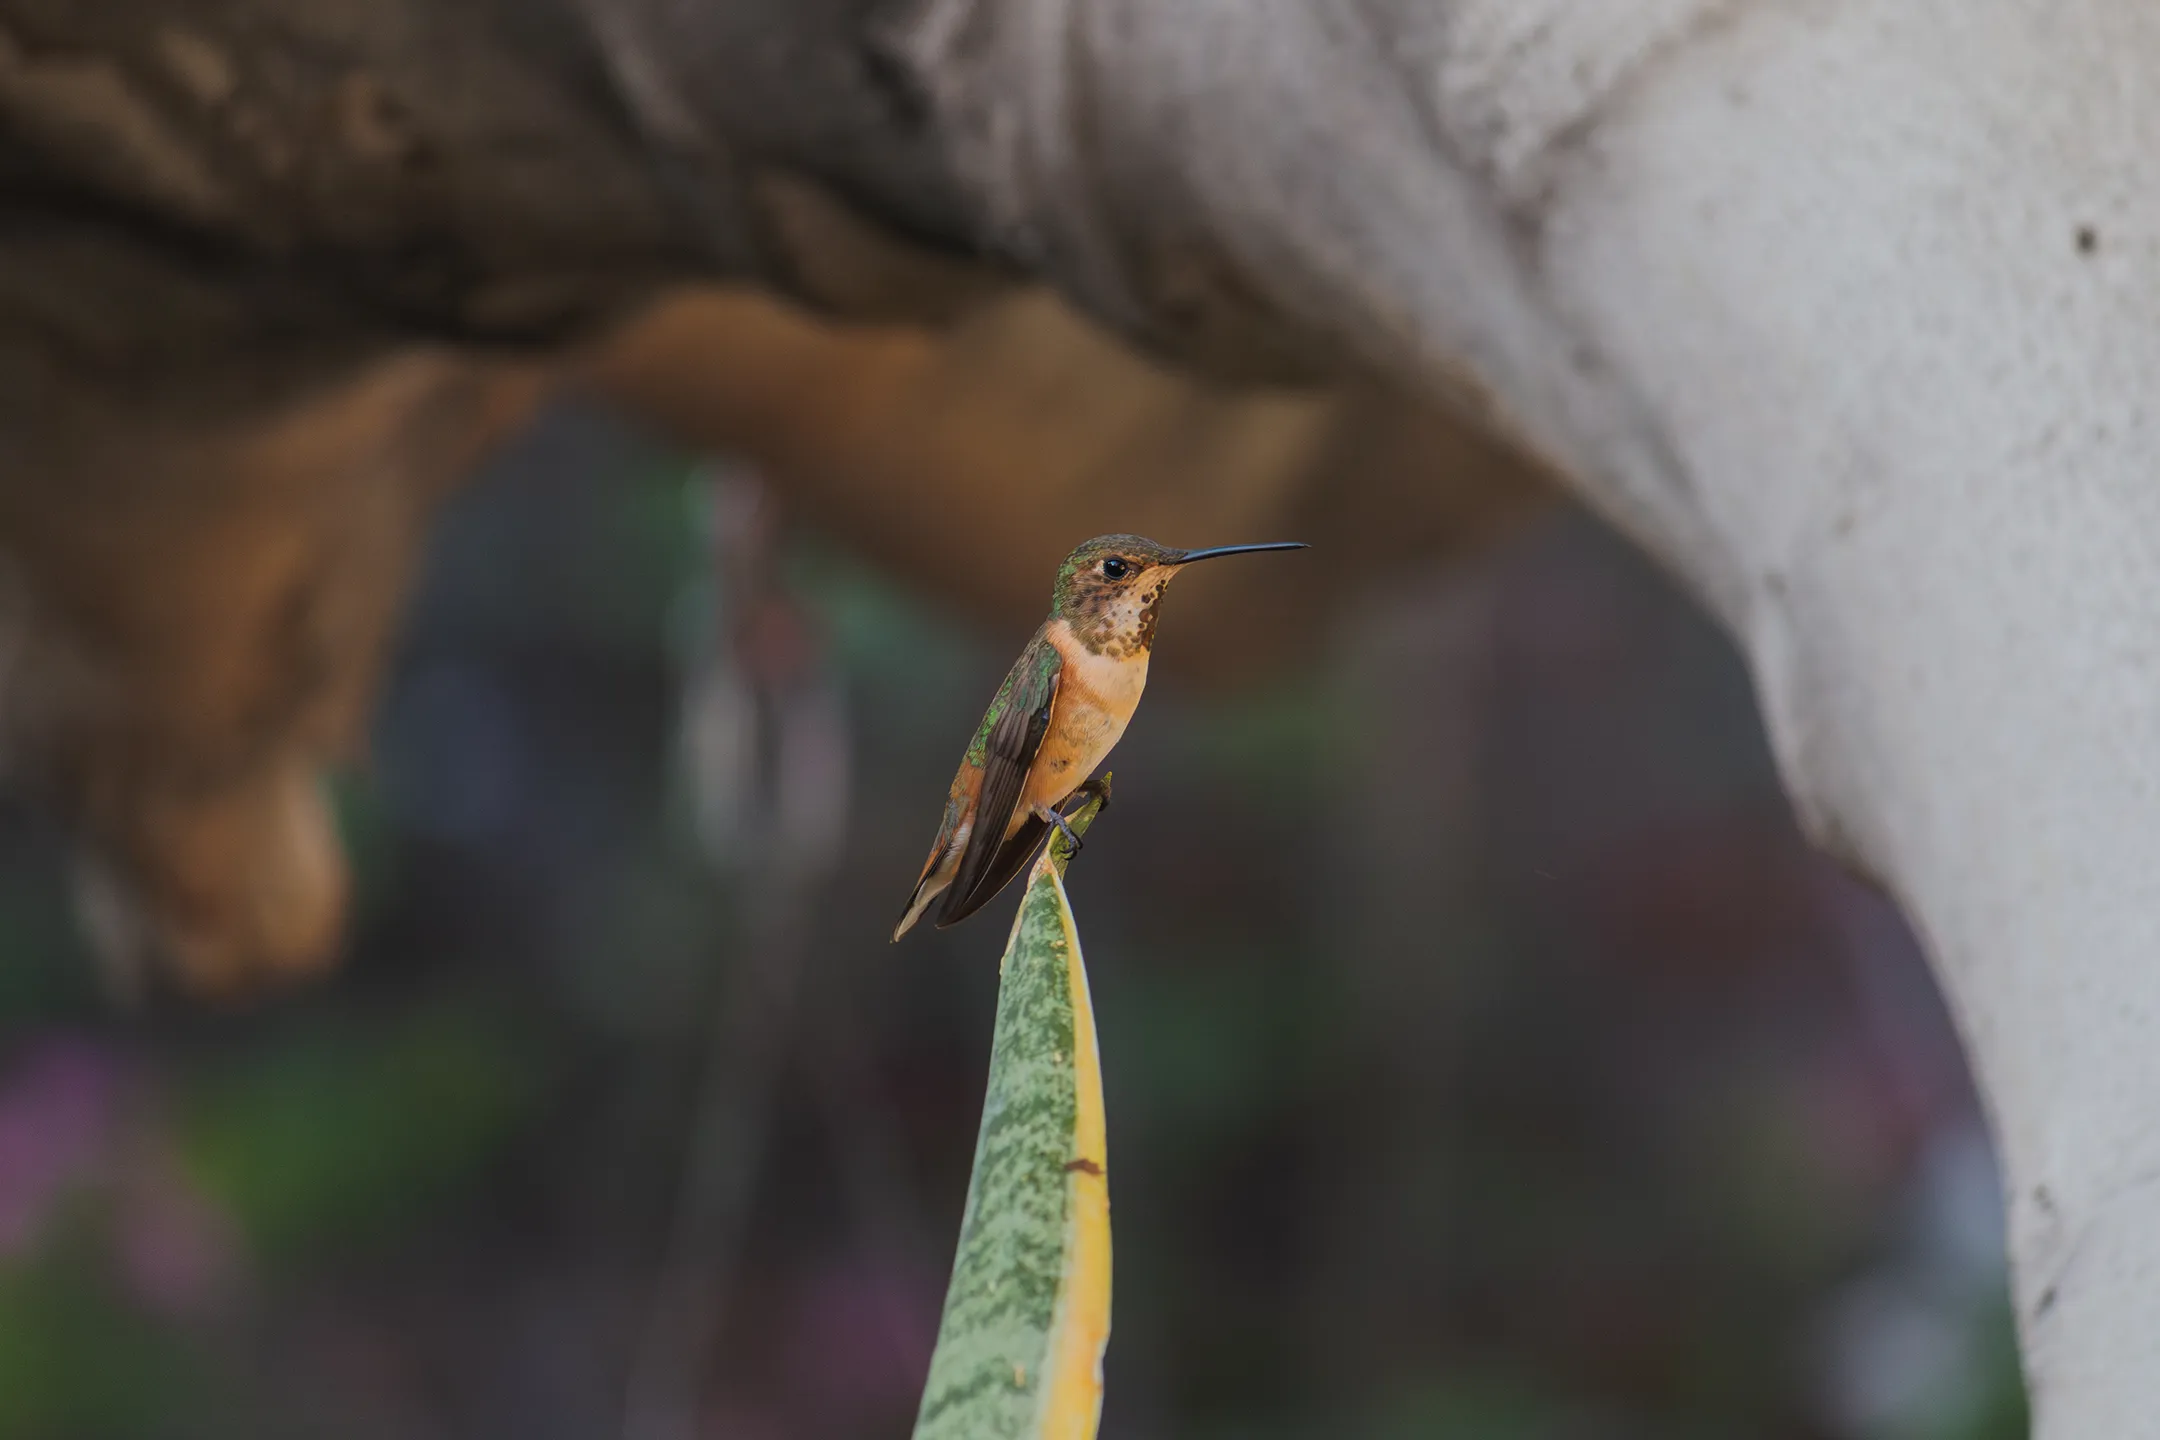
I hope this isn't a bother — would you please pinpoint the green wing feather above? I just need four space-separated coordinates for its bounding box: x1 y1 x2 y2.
940 634 1060 927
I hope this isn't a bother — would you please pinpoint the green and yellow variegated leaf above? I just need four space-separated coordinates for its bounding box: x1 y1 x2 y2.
913 785 1111 1440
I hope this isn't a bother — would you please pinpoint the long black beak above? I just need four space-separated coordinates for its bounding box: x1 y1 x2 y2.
1172 542 1309 565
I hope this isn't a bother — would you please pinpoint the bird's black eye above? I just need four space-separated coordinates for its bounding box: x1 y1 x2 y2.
1101 556 1130 579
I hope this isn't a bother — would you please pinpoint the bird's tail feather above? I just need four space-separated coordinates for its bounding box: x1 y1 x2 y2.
892 873 946 941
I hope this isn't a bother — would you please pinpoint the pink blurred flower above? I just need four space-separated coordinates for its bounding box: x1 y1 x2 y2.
0 1035 122 1253
114 1141 242 1315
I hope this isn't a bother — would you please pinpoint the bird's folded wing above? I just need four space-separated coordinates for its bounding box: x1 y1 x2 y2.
938 652 1058 926
935 814 1051 929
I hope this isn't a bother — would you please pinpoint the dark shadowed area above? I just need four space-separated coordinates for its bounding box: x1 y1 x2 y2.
0 390 2021 1438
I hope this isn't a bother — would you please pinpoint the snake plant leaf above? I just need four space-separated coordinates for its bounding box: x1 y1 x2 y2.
913 782 1112 1440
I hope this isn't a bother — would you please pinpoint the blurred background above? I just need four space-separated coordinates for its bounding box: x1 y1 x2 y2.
0 313 2025 1440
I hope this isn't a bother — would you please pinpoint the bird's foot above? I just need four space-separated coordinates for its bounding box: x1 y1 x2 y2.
1042 775 1112 860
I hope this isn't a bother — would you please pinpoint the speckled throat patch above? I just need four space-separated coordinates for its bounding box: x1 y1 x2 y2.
1060 572 1169 659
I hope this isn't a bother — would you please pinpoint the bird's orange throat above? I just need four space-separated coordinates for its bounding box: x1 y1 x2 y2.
1045 620 1152 713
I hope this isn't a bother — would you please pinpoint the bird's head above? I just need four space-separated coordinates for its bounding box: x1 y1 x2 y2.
1051 534 1306 656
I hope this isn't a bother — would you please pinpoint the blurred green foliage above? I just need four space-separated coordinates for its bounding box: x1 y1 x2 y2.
0 1236 235 1439
179 1007 533 1263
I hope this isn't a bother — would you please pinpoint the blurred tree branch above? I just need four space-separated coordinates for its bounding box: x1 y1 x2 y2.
590 287 1548 679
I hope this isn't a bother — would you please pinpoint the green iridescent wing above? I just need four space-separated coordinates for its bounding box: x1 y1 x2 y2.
938 635 1060 928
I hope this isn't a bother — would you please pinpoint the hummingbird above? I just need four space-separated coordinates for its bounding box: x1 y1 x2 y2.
893 534 1308 939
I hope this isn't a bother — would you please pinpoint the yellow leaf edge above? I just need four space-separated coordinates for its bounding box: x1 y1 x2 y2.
1033 857 1111 1439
